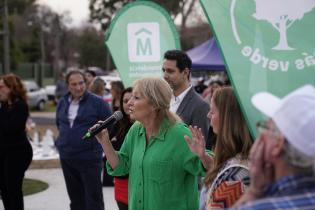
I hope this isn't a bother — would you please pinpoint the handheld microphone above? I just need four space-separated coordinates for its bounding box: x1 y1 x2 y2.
82 111 123 140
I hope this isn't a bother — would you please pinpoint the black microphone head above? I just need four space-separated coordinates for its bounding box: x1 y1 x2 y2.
113 111 123 121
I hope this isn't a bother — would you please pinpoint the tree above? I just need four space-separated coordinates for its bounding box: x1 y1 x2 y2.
4 0 36 14
89 0 130 30
0 0 36 71
88 0 204 52
25 4 72 74
88 0 198 32
177 0 198 32
253 0 315 50
74 26 107 69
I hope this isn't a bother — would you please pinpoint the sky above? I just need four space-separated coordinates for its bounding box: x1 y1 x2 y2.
37 0 90 27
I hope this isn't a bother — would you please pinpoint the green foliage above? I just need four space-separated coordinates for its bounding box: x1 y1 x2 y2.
89 0 130 30
20 28 41 62
0 0 37 71
10 39 26 70
89 0 184 30
6 0 36 15
76 27 107 69
43 100 57 112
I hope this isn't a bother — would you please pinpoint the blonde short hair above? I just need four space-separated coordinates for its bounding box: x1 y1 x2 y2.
133 77 180 124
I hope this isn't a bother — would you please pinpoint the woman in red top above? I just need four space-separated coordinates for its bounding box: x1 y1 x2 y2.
110 87 133 210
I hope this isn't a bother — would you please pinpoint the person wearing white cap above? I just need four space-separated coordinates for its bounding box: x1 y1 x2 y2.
233 85 315 209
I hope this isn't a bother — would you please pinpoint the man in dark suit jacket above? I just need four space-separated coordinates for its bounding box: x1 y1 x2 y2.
162 50 213 148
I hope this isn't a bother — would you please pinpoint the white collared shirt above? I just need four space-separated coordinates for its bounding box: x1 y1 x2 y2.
170 85 192 113
68 97 81 128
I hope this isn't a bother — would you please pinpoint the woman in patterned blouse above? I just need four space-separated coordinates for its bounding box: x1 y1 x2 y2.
185 86 253 209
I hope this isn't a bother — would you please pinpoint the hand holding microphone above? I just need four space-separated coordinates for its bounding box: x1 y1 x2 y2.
82 111 123 140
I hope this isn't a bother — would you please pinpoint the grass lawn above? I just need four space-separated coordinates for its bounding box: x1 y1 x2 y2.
29 100 56 113
23 178 49 196
43 100 57 112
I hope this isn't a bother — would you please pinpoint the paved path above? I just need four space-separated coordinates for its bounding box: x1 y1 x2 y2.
30 112 56 125
0 168 118 210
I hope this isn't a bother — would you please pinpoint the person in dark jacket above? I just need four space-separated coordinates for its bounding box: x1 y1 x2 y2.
55 70 112 210
162 50 212 148
55 72 68 104
0 73 33 210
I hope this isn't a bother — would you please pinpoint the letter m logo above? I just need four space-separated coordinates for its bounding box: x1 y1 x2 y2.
136 29 152 56
128 22 160 62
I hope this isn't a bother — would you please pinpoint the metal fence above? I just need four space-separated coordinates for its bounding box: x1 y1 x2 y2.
1 62 55 87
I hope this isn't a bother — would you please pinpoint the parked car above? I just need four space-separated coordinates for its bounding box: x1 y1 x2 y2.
99 75 121 90
23 80 48 111
45 85 56 101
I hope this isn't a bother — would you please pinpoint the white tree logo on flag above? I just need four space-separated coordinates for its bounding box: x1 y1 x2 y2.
253 0 315 50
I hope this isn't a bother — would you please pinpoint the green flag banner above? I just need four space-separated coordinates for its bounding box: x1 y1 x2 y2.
105 1 180 87
201 0 315 136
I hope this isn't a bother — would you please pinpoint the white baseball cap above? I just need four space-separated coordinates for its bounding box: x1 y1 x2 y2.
251 85 315 158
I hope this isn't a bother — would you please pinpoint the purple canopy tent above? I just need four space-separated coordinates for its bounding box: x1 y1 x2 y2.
186 38 225 71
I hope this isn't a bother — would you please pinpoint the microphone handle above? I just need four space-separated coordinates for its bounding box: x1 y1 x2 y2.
83 116 116 140
91 117 116 135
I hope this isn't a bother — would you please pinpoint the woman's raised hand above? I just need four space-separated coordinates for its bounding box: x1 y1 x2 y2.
89 121 119 169
184 126 206 158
